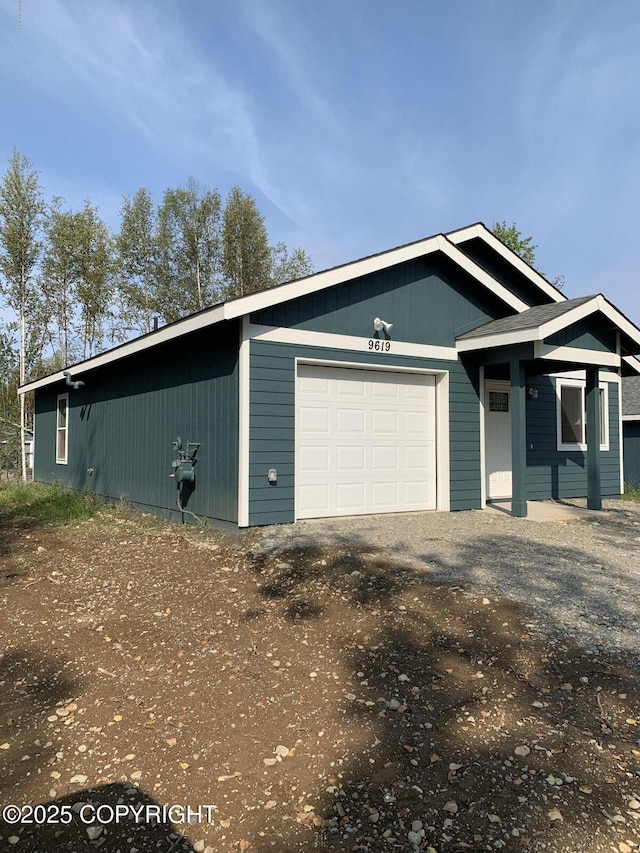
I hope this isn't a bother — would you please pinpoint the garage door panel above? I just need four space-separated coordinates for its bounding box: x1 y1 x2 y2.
372 445 399 470
336 482 366 510
405 445 432 470
298 483 330 512
298 444 329 472
405 480 432 505
372 409 399 434
337 407 366 433
337 378 365 397
404 410 431 435
299 375 330 396
296 365 437 519
299 406 330 433
371 381 400 399
337 445 365 471
371 481 399 508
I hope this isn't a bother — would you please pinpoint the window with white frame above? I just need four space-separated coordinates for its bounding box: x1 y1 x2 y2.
56 393 69 464
556 379 609 451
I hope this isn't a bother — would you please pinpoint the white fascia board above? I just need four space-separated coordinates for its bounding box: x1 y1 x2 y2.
436 236 528 312
595 297 640 349
18 231 530 395
20 304 227 394
540 295 640 351
457 328 536 352
458 295 640 357
446 223 566 304
624 355 640 374
248 323 459 361
226 234 527 318
622 414 640 422
535 298 601 339
534 342 621 368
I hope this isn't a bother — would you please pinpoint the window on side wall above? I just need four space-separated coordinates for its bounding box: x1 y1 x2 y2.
556 379 609 452
56 393 69 464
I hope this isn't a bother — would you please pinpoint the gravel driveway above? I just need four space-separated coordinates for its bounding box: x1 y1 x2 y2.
254 499 640 655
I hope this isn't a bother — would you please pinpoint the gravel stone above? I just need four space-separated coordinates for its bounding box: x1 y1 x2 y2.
257 499 640 652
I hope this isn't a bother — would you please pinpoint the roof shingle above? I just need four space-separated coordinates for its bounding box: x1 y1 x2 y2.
457 295 597 340
623 376 640 417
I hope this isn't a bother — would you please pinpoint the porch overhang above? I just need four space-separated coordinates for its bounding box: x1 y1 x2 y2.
462 294 640 520
456 294 640 368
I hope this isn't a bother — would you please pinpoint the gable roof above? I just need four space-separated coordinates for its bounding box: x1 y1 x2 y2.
623 376 640 417
16 223 608 395
457 294 640 354
447 223 566 305
457 296 595 342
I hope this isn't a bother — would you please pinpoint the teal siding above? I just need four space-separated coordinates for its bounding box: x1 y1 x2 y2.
251 256 508 345
623 421 640 488
544 317 616 352
33 320 240 523
248 340 482 525
453 237 554 307
526 378 620 499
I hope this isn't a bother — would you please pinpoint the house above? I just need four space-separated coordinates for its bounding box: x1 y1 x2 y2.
19 223 640 527
622 376 640 488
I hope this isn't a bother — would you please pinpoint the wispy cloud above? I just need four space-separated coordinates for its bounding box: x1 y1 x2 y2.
0 0 314 227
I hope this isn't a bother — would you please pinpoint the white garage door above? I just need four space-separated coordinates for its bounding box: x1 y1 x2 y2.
296 364 437 519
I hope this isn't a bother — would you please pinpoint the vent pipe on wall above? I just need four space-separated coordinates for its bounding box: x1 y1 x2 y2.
63 371 85 390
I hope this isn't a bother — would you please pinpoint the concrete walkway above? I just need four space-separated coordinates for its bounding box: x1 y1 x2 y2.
486 499 608 522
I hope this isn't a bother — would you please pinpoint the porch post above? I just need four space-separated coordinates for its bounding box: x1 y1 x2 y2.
586 366 602 510
510 359 527 517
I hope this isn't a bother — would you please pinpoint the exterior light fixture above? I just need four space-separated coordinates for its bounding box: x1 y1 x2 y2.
373 317 393 334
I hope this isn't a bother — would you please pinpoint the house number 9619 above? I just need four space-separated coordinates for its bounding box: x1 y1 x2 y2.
368 339 391 351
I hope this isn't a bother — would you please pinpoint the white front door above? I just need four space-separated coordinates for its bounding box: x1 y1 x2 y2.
296 364 437 519
485 381 512 500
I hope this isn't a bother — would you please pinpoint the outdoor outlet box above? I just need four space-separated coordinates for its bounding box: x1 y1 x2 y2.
268 468 277 483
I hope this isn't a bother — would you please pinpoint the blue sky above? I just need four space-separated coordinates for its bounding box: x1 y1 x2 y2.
1 0 640 323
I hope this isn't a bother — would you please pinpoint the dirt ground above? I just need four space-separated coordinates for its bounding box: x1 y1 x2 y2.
1 503 640 853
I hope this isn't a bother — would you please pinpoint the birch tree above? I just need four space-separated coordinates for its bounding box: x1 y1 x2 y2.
221 186 271 299
0 150 45 481
117 187 159 334
74 201 114 359
41 198 82 366
270 241 313 285
156 178 221 322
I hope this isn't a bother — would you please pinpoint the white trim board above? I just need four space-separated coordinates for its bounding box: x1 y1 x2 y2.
622 415 640 422
447 223 566 305
20 232 527 395
546 368 621 383
534 343 621 368
293 358 450 517
248 323 458 361
478 365 486 509
457 295 640 355
555 377 610 452
237 317 251 527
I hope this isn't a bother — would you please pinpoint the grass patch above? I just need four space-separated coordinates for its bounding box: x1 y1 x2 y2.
624 486 640 503
0 482 97 525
